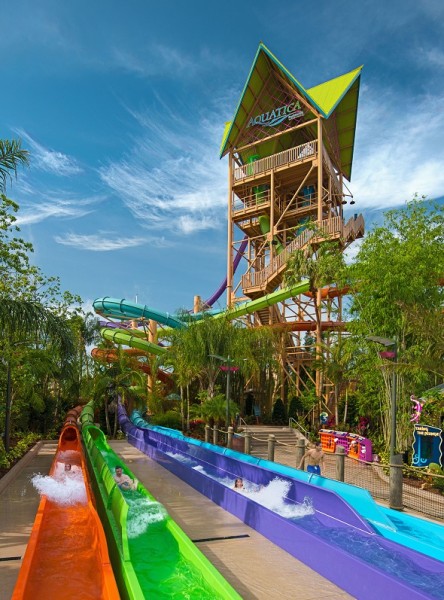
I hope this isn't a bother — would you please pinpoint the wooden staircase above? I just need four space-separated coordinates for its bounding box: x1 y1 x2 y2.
242 214 364 298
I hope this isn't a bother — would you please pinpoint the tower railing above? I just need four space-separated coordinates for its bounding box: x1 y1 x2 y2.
233 140 318 182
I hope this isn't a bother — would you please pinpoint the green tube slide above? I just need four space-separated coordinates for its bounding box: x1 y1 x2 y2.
80 412 240 600
101 328 166 356
216 279 310 321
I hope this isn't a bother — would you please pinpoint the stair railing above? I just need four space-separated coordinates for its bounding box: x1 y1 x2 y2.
288 417 309 440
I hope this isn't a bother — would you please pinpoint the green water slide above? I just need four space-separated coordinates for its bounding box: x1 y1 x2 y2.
80 405 240 600
101 328 167 356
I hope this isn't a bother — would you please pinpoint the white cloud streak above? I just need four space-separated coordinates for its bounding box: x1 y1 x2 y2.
99 103 231 235
54 231 171 251
15 189 104 225
352 85 444 209
112 43 228 80
15 129 82 176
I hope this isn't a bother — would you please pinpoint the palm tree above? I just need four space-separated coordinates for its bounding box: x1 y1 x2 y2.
166 315 279 426
315 336 356 426
0 303 75 451
0 139 29 192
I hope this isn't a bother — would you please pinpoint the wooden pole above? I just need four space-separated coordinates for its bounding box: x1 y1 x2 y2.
227 152 234 308
317 118 323 223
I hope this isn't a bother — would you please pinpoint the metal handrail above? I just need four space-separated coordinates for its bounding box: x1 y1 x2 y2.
288 417 309 439
237 416 249 434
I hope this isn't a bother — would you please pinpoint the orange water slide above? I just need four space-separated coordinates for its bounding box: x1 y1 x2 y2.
302 285 350 299
91 346 173 387
12 420 119 600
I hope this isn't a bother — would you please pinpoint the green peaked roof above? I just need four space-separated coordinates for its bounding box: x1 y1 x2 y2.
220 43 363 180
307 65 363 116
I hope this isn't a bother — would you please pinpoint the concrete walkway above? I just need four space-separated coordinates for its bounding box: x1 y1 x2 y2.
0 441 353 600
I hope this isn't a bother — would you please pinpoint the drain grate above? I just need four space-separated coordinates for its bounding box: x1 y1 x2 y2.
192 534 250 543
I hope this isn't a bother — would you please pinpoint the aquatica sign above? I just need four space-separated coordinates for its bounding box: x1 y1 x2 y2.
247 101 304 128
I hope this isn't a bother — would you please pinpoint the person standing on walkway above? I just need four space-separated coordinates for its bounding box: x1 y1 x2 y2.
298 442 325 475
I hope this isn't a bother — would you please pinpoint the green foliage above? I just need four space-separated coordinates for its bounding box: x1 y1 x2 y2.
271 398 287 424
150 410 182 430
285 225 347 293
428 463 444 492
165 313 278 403
0 139 29 192
288 396 303 419
0 432 40 470
345 196 444 453
0 138 101 457
190 388 239 427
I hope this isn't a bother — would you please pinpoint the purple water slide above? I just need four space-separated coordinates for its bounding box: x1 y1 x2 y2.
204 237 248 307
118 405 444 600
98 320 131 329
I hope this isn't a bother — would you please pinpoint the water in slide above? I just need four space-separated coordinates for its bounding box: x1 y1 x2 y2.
12 416 119 600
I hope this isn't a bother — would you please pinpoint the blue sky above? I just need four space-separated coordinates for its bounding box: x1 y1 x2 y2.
2 0 444 314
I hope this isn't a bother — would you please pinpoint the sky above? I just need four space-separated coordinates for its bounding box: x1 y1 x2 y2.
1 0 444 315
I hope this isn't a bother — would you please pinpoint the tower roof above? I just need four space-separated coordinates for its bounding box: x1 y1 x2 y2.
220 43 362 180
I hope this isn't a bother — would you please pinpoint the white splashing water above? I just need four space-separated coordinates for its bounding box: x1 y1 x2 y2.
126 494 169 539
241 478 314 519
192 466 314 519
165 451 197 466
31 469 87 506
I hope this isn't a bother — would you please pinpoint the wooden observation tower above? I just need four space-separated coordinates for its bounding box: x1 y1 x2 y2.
220 43 365 408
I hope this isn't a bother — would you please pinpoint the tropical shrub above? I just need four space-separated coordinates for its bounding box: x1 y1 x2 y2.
150 410 182 430
271 398 287 424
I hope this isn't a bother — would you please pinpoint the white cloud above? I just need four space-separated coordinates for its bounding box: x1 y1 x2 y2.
351 86 444 209
15 189 103 225
99 102 231 235
418 47 444 69
15 129 82 176
54 231 171 251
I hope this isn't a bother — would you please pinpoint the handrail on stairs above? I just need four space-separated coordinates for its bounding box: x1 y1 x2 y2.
288 417 309 440
238 416 249 434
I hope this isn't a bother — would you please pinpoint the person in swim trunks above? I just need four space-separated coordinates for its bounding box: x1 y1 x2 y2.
298 441 325 475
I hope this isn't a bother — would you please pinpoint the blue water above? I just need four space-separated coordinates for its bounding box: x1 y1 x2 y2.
388 513 444 548
296 515 444 599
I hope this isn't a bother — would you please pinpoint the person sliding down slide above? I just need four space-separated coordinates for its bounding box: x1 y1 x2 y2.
114 465 138 490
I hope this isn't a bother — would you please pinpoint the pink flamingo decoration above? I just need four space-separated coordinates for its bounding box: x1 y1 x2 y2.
410 395 426 423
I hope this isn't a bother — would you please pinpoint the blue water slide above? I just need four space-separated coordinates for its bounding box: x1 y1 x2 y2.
93 297 186 329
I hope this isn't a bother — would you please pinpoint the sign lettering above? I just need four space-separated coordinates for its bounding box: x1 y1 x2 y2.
247 101 304 128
